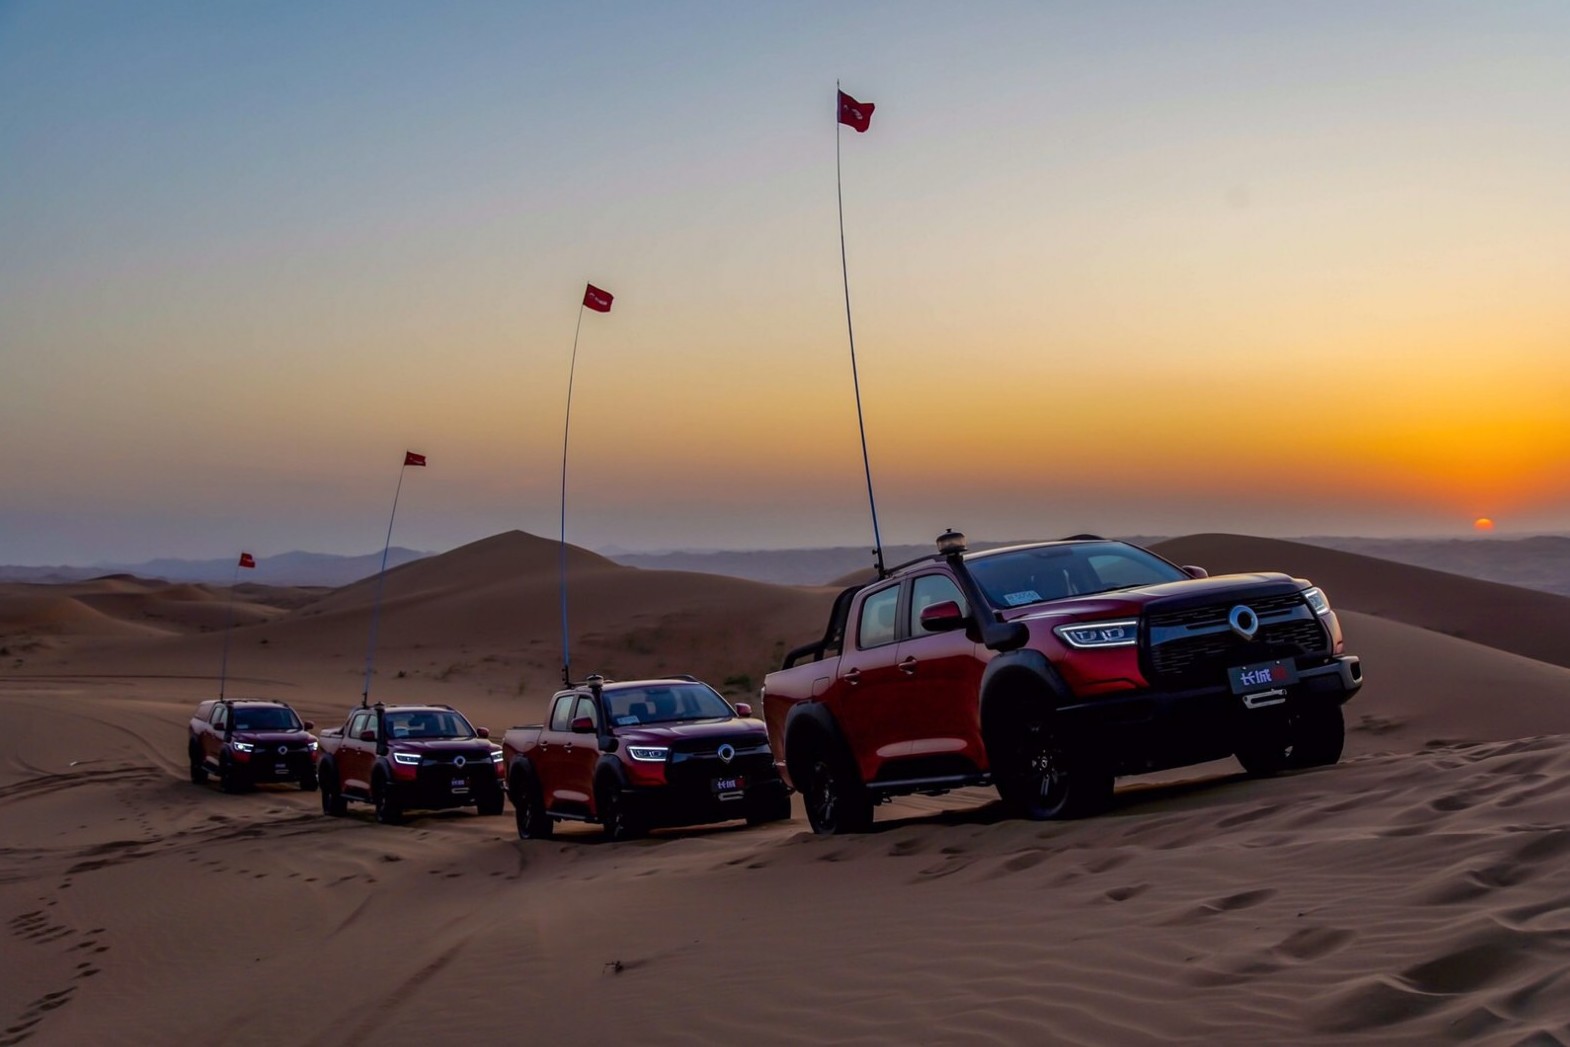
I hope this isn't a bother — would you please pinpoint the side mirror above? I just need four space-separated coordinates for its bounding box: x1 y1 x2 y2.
569 716 596 735
303 720 315 732
358 730 376 742
919 600 968 633
476 726 490 739
1182 565 1209 579
733 702 753 718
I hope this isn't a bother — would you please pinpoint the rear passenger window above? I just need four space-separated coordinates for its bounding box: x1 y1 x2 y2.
857 584 901 649
573 697 601 731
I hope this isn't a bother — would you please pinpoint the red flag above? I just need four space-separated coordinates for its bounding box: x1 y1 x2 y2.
583 284 613 313
404 451 426 467
837 90 874 133
238 552 256 569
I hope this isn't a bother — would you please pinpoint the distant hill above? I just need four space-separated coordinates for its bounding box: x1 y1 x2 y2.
1298 535 1570 598
0 548 430 587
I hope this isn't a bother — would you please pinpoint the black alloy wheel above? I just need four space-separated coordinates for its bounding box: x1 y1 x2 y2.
801 748 872 835
512 777 552 840
996 717 1111 820
218 753 245 794
320 767 348 817
598 784 645 842
299 769 319 792
373 776 403 825
1287 704 1345 769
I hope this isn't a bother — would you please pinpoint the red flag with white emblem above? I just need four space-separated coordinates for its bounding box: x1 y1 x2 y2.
238 552 256 569
837 90 874 133
583 284 613 313
404 451 426 467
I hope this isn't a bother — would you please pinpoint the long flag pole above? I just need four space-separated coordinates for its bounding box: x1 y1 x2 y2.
836 81 886 579
217 551 254 699
362 451 425 706
560 283 615 687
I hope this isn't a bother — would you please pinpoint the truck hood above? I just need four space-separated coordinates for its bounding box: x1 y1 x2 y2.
1006 571 1304 623
613 718 766 744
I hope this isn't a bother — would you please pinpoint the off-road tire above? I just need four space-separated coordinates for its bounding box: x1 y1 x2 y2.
1287 703 1346 769
746 789 793 827
218 753 246 794
798 741 873 835
476 788 504 818
511 771 553 840
1235 727 1292 777
299 770 319 792
991 715 1112 820
319 765 348 817
597 782 646 842
188 742 208 785
373 774 403 825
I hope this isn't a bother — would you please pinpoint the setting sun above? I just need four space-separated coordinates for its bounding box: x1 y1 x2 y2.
1474 518 1496 532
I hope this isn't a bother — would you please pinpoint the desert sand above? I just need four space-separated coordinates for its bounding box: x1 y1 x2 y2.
4 532 1570 1045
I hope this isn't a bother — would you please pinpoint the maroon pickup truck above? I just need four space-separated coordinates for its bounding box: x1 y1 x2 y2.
763 531 1362 833
314 702 505 824
502 675 791 841
187 698 318 793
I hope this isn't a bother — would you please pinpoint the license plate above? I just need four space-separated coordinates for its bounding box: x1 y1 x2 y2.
1228 659 1298 695
712 776 745 794
450 777 469 793
274 764 289 775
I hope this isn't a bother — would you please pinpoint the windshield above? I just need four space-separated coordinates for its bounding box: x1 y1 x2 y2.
968 542 1186 609
384 710 476 740
231 706 302 731
606 684 735 727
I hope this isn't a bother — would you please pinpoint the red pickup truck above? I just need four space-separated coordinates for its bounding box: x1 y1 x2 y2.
314 702 505 824
763 532 1362 833
502 675 791 841
187 698 318 793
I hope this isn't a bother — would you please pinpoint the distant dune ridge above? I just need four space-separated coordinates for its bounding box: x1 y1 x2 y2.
5 530 1570 1043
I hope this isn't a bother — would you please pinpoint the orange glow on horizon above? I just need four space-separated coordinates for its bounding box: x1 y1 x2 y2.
1474 517 1495 532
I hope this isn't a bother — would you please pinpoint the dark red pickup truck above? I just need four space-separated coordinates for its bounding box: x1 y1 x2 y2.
503 676 791 841
187 698 318 793
314 702 505 824
763 532 1363 833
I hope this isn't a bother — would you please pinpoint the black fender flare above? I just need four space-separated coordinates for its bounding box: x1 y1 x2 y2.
316 754 337 782
371 758 393 793
593 754 630 798
978 650 1074 760
781 702 855 791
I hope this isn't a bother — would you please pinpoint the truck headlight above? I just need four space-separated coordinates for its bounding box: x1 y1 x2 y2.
307 740 319 752
1301 587 1332 616
489 750 504 763
1053 619 1139 648
627 746 669 763
230 741 255 752
391 751 422 766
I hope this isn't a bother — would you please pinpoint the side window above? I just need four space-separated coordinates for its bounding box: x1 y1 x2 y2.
549 695 576 732
346 711 365 737
211 704 228 730
909 574 968 635
363 712 380 741
573 696 601 731
857 584 901 649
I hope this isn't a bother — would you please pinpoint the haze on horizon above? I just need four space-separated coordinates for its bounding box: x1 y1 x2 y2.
3 1 1567 566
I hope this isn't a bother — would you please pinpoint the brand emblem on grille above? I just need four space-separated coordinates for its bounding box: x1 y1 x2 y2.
277 744 288 755
717 744 736 764
454 755 466 769
1228 604 1260 641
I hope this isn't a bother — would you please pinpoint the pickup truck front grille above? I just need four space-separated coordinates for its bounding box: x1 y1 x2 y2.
1143 593 1329 688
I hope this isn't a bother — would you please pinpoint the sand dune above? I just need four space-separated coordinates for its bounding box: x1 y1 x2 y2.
6 531 1570 1044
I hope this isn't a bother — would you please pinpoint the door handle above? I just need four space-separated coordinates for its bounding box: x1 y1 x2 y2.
843 668 862 686
898 657 918 675
563 742 573 752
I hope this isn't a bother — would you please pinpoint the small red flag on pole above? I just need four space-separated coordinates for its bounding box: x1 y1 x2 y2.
403 451 426 467
583 284 614 313
838 90 874 133
238 552 256 569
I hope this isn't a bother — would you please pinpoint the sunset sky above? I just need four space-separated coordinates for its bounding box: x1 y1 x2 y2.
3 1 1567 564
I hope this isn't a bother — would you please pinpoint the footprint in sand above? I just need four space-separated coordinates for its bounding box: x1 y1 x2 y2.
1104 883 1149 903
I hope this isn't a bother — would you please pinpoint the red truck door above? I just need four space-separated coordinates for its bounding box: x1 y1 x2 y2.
205 703 229 764
832 580 909 783
894 571 987 769
537 694 592 811
339 709 376 794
